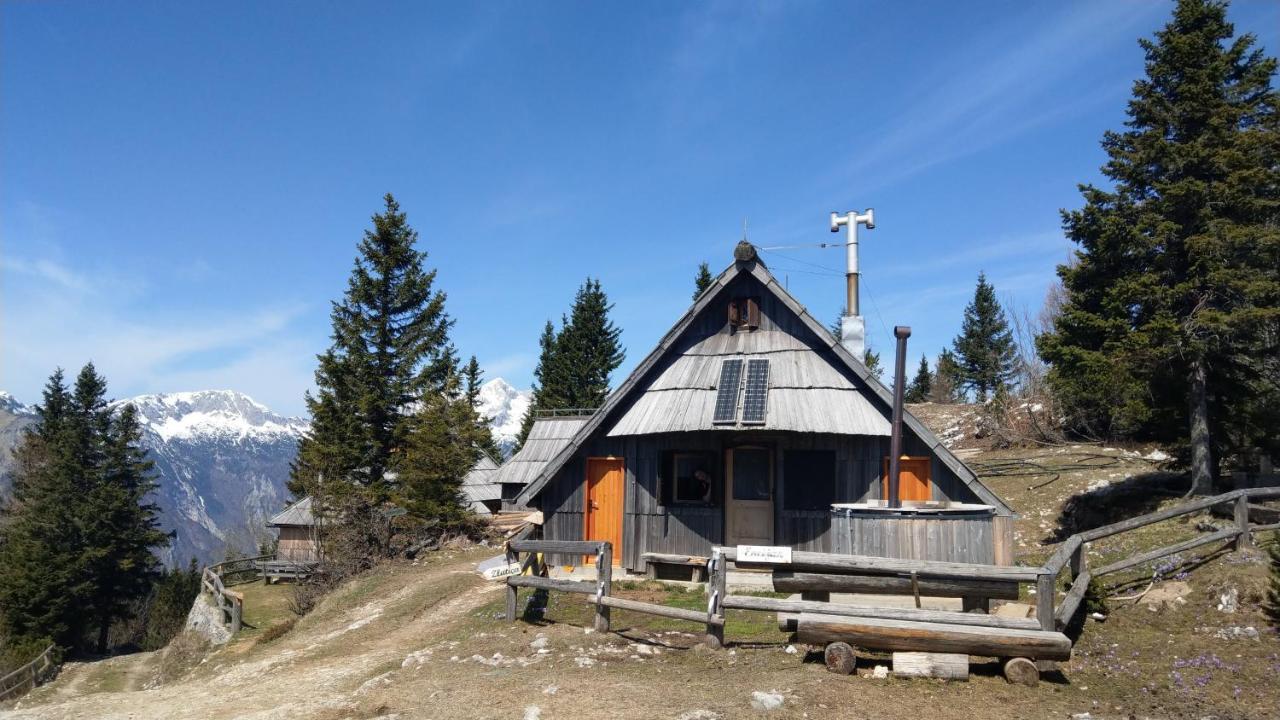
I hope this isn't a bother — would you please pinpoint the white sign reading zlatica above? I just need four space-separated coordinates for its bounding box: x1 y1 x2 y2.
736 545 792 564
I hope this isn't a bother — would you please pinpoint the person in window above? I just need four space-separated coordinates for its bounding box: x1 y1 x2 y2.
695 469 713 504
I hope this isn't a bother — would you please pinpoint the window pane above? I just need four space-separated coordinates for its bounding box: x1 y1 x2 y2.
783 450 837 511
732 448 771 501
673 453 713 504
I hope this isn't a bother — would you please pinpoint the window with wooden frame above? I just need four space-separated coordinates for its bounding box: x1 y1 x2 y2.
660 451 717 506
728 296 761 330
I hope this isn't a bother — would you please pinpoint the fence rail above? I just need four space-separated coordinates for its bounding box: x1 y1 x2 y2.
201 553 283 634
0 644 58 703
1040 486 1280 631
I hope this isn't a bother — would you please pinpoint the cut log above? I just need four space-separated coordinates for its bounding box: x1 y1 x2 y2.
598 595 724 625
725 594 1041 631
722 547 1039 582
892 652 968 681
824 642 857 675
1003 657 1040 687
773 571 1020 600
507 576 595 595
796 612 1072 661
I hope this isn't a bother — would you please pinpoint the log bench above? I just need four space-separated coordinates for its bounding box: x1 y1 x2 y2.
641 552 709 582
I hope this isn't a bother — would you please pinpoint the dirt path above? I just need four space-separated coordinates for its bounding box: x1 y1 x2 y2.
3 553 498 720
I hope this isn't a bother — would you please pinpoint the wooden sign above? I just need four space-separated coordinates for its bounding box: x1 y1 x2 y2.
481 562 523 581
736 545 792 564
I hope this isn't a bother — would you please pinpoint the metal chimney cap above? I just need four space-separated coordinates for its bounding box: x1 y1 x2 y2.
894 326 912 339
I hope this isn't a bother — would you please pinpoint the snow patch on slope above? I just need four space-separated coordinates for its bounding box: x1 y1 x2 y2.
119 390 309 442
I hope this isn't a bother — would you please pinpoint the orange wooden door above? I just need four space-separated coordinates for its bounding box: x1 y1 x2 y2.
882 456 932 502
584 457 624 565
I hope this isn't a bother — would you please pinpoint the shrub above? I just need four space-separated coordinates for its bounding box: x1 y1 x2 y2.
255 618 297 646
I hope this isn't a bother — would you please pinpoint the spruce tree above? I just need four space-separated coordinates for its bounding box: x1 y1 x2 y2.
84 401 166 653
514 280 625 451
906 355 932 402
952 273 1016 401
1266 534 1280 628
1037 0 1280 494
462 355 502 461
556 278 625 409
863 347 883 381
693 262 714 300
398 369 485 524
928 349 963 403
292 194 456 503
0 365 167 652
515 320 561 452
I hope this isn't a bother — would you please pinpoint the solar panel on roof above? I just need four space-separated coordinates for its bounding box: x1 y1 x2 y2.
741 358 769 424
712 359 743 424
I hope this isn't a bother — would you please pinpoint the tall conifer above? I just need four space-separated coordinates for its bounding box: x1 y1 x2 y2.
952 273 1016 401
292 194 456 503
1037 0 1280 493
693 262 714 300
906 355 932 402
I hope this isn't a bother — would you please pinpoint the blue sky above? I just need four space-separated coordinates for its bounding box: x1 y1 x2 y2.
4 1 1278 416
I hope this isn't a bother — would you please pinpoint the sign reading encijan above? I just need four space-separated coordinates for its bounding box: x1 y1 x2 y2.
736 545 792 564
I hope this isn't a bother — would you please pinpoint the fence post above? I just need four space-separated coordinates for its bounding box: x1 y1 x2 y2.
705 549 726 649
505 546 519 622
1069 541 1087 581
594 543 612 633
1036 571 1056 632
230 597 243 634
1233 494 1253 551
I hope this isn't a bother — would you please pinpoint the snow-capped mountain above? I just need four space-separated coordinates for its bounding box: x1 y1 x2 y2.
0 390 32 417
0 389 307 566
477 378 532 457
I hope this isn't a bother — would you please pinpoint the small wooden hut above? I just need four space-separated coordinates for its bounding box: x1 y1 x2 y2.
513 245 1014 573
267 496 320 562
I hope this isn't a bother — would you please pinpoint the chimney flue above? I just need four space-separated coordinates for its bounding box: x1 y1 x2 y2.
830 208 875 356
887 325 911 509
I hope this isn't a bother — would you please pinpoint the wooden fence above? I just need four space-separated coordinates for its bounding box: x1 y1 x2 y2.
502 486 1280 679
1039 486 1280 632
201 553 280 633
0 644 58 704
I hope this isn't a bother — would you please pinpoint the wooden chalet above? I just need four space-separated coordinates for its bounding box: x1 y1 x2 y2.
513 243 1014 573
267 496 320 563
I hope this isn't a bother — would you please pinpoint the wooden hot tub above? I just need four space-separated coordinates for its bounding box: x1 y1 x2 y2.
829 501 1006 565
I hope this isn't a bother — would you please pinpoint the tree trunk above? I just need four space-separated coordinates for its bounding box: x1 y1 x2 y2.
1187 358 1214 496
96 619 110 655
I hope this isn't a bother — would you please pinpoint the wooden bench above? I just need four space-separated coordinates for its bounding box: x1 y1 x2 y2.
641 552 709 582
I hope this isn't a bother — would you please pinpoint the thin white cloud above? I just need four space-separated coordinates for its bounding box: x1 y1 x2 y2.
1 254 317 415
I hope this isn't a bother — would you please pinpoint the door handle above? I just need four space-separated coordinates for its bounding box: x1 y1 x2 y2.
589 501 599 510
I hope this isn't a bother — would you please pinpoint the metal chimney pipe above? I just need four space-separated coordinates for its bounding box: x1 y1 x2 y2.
887 325 911 509
829 208 875 316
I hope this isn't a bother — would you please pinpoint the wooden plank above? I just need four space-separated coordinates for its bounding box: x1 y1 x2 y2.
509 539 606 555
1054 571 1092 628
723 594 1041 631
722 547 1037 582
796 612 1072 661
892 652 969 681
773 571 1021 600
1093 528 1238 577
507 576 596 594
1078 490 1241 543
1041 535 1083 575
599 595 723 625
641 552 710 567
595 546 612 632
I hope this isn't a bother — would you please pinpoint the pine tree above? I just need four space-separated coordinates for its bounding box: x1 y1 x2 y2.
514 280 625 451
1037 0 1280 494
693 262 714 300
906 355 932 402
292 194 456 503
556 278 625 409
84 401 166 653
0 370 85 646
0 365 167 652
462 355 502 461
515 320 561 452
863 347 883 381
398 370 483 524
952 273 1016 401
928 349 963 404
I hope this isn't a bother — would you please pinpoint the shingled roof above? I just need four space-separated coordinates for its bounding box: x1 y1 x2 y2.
267 496 315 528
513 251 1011 514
